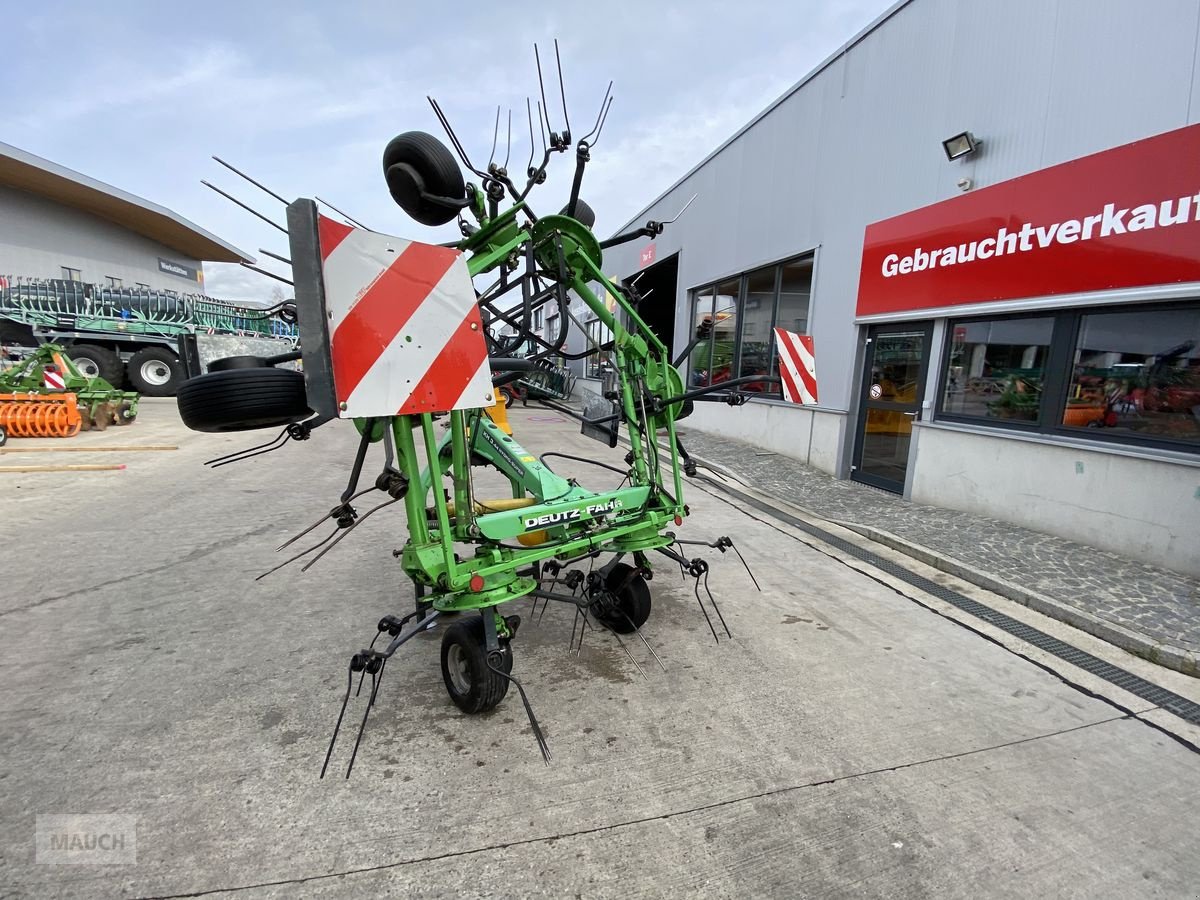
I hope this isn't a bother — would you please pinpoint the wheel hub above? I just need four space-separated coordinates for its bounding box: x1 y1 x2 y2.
446 643 472 693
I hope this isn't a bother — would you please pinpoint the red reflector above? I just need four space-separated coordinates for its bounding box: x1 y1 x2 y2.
45 365 59 374
674 515 683 526
469 573 485 592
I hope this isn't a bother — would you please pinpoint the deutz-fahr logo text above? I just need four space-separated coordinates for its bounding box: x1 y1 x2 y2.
523 499 622 531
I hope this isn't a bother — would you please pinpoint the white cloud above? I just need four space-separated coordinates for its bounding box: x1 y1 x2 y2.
6 0 892 304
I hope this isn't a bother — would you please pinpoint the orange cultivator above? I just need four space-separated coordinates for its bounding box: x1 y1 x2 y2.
0 393 83 438
0 343 139 441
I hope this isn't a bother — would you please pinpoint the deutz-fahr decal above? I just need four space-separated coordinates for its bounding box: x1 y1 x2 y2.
523 498 622 531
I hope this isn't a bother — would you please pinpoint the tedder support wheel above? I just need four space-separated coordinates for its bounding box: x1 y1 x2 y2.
595 563 652 634
440 616 513 714
128 347 185 397
69 344 124 386
176 368 310 433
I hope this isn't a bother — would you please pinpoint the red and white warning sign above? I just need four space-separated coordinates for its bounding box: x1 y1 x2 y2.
772 328 818 405
316 216 494 418
43 366 66 391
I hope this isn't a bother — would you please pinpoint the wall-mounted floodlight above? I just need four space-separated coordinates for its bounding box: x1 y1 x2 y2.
942 131 981 161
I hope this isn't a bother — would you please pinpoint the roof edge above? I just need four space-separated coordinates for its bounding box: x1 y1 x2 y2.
0 141 254 264
611 0 915 236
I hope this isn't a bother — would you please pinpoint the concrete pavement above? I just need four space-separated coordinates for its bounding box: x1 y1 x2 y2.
1 400 1199 897
671 426 1200 677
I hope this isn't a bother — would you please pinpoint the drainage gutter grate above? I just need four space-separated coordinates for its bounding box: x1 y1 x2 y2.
704 477 1200 727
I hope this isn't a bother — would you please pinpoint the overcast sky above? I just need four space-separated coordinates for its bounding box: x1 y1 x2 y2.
5 0 891 303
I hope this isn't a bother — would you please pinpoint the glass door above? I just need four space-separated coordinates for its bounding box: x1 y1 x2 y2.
851 323 933 493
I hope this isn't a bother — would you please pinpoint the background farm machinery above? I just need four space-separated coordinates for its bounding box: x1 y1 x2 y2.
0 343 139 442
177 46 784 774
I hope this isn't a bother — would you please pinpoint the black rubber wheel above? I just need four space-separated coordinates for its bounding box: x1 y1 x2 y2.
383 131 465 226
594 563 652 633
0 424 6 447
127 346 184 397
560 199 595 228
114 401 136 426
69 344 123 385
207 355 269 372
440 616 513 714
176 368 310 433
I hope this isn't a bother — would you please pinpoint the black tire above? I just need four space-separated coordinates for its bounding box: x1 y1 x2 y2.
114 401 136 426
560 199 596 228
383 131 465 226
595 563 652 634
207 355 269 372
127 346 184 397
69 344 123 385
176 368 310 433
0 424 6 447
440 616 512 714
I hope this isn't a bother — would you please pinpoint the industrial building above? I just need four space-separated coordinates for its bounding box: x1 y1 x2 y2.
0 141 248 292
0 142 255 394
599 0 1200 576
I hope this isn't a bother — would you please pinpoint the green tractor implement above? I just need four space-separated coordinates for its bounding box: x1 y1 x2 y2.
176 47 787 775
0 343 139 438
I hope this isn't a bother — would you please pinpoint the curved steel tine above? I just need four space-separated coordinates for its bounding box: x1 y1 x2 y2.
320 668 353 779
730 542 761 591
204 426 289 467
534 44 553 137
257 528 338 580
581 81 613 143
662 193 698 225
487 105 500 168
694 577 719 643
554 38 571 138
315 197 371 231
703 569 732 639
590 96 614 148
485 656 551 764
525 97 536 173
593 611 647 680
503 109 512 169
617 609 667 672
212 156 288 205
300 497 401 572
276 485 375 552
355 631 384 698
427 96 488 180
201 180 288 234
345 666 383 778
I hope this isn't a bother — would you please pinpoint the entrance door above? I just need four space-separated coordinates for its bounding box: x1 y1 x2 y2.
851 322 933 493
623 253 678 353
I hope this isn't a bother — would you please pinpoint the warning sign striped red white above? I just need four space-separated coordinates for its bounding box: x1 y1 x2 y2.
772 328 818 405
316 216 493 418
43 368 66 391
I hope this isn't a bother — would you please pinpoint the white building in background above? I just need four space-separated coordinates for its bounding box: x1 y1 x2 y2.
599 0 1200 576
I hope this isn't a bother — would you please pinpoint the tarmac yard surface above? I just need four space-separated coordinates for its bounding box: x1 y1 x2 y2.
2 401 1199 898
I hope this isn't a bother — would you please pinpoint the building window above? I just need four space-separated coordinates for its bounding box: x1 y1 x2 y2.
1063 306 1200 444
105 276 123 288
61 267 81 282
937 301 1200 451
941 316 1054 423
688 253 813 395
533 307 544 331
585 318 613 378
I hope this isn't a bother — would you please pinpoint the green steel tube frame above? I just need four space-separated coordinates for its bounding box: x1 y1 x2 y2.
376 201 688 616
